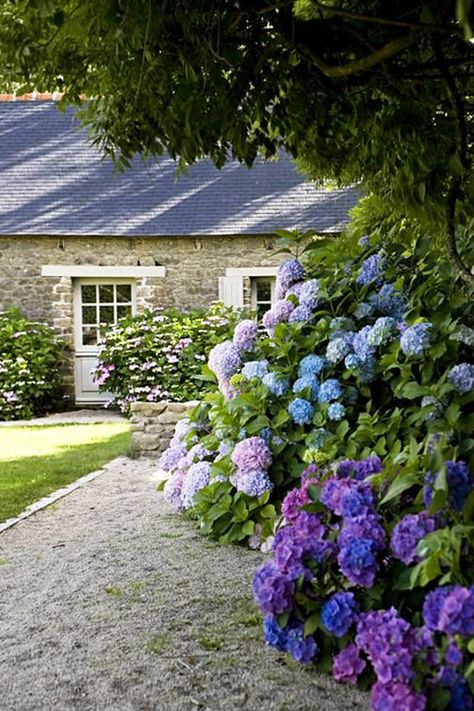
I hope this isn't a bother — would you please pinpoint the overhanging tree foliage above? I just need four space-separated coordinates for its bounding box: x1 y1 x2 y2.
1 1 473 280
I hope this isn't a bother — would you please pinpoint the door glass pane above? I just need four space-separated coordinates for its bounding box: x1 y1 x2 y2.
256 279 272 302
82 305 97 324
99 284 114 303
99 305 114 325
116 284 132 302
117 304 132 320
82 326 98 346
81 284 96 304
256 303 271 319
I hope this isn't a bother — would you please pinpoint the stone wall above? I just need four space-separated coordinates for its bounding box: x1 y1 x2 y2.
130 400 199 457
0 233 280 395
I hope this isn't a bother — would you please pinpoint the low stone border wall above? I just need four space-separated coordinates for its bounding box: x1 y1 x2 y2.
130 400 198 457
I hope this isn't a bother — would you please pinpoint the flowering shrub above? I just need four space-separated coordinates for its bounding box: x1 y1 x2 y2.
0 308 65 420
93 302 242 411
252 457 474 710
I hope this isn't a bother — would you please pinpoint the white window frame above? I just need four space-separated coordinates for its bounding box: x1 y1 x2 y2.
250 277 276 316
219 266 279 308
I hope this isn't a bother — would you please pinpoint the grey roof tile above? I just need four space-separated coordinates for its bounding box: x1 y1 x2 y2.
0 102 359 236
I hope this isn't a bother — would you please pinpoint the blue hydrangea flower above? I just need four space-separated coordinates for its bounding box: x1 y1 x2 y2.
423 460 472 511
288 398 314 425
262 372 289 397
181 462 211 509
298 354 326 377
318 379 342 403
358 235 370 249
299 278 320 307
217 440 234 457
286 625 318 664
327 402 346 421
367 317 396 346
356 253 383 285
321 592 359 637
288 303 314 323
241 359 269 380
448 363 474 393
329 317 356 336
344 353 360 369
370 283 407 320
326 337 352 364
338 538 378 587
259 427 273 443
353 326 375 363
292 375 319 400
263 616 288 652
354 301 374 320
400 322 432 356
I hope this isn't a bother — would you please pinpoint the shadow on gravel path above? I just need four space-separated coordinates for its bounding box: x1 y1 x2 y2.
0 457 368 711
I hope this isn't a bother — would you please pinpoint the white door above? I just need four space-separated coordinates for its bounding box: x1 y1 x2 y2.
73 279 136 404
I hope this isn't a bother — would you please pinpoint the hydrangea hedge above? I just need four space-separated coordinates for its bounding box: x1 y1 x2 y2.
0 308 66 420
158 230 473 710
93 303 242 411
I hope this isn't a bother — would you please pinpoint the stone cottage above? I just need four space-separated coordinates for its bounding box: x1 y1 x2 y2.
0 95 358 404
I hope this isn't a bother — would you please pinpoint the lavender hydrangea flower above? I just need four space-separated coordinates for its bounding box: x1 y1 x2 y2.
332 643 366 684
370 682 427 711
233 319 259 353
338 538 378 587
318 379 342 403
299 278 320 307
262 299 295 334
241 359 269 380
400 322 432 356
182 442 212 466
253 562 295 615
262 372 289 397
356 253 383 285
292 375 319 400
163 470 186 511
159 443 187 472
448 363 474 393
367 317 396 346
286 625 318 663
208 340 241 380
230 469 273 498
327 402 346 421
275 258 305 298
288 398 314 425
390 513 437 565
288 303 314 323
321 592 359 637
181 461 211 508
326 337 352 364
231 436 272 473
263 616 288 652
171 417 194 445
298 354 326 377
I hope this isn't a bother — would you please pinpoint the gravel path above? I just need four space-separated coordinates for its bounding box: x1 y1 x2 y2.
0 457 368 711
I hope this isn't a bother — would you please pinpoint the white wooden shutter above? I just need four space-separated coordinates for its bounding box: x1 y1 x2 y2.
218 275 244 307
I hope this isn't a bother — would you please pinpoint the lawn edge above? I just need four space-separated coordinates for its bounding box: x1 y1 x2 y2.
0 456 129 534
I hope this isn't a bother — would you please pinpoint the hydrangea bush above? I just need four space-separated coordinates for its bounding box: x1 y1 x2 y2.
93 302 242 411
0 308 66 420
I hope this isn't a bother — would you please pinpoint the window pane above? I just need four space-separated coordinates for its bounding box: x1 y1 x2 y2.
116 284 132 302
82 327 98 346
256 279 272 301
99 284 114 303
82 305 97 324
99 305 114 325
256 303 271 319
117 304 132 320
81 284 96 304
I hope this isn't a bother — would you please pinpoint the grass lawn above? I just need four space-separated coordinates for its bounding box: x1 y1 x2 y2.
0 422 131 522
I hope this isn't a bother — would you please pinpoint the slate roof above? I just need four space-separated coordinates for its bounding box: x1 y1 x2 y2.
0 100 358 237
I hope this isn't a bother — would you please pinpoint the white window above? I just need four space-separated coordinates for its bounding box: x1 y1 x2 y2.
251 277 276 319
76 280 135 348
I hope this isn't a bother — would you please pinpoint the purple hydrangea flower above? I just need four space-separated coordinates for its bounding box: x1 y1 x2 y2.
321 592 359 637
438 586 474 637
298 354 326 377
230 468 273 498
327 402 346 421
422 586 456 631
292 375 319 400
208 340 241 380
339 485 375 519
390 513 437 565
262 371 289 396
241 359 269 380
288 397 314 425
446 642 463 666
370 682 426 711
448 363 474 393
338 538 378 587
424 460 472 511
263 616 288 652
253 562 295 615
275 258 305 298
231 436 272 474
318 379 342 403
288 303 314 323
356 253 383 285
286 625 318 663
159 443 188 472
233 319 259 353
400 323 432 356
367 317 396 346
181 461 211 508
336 455 383 480
163 470 186 511
338 513 386 551
332 643 366 684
